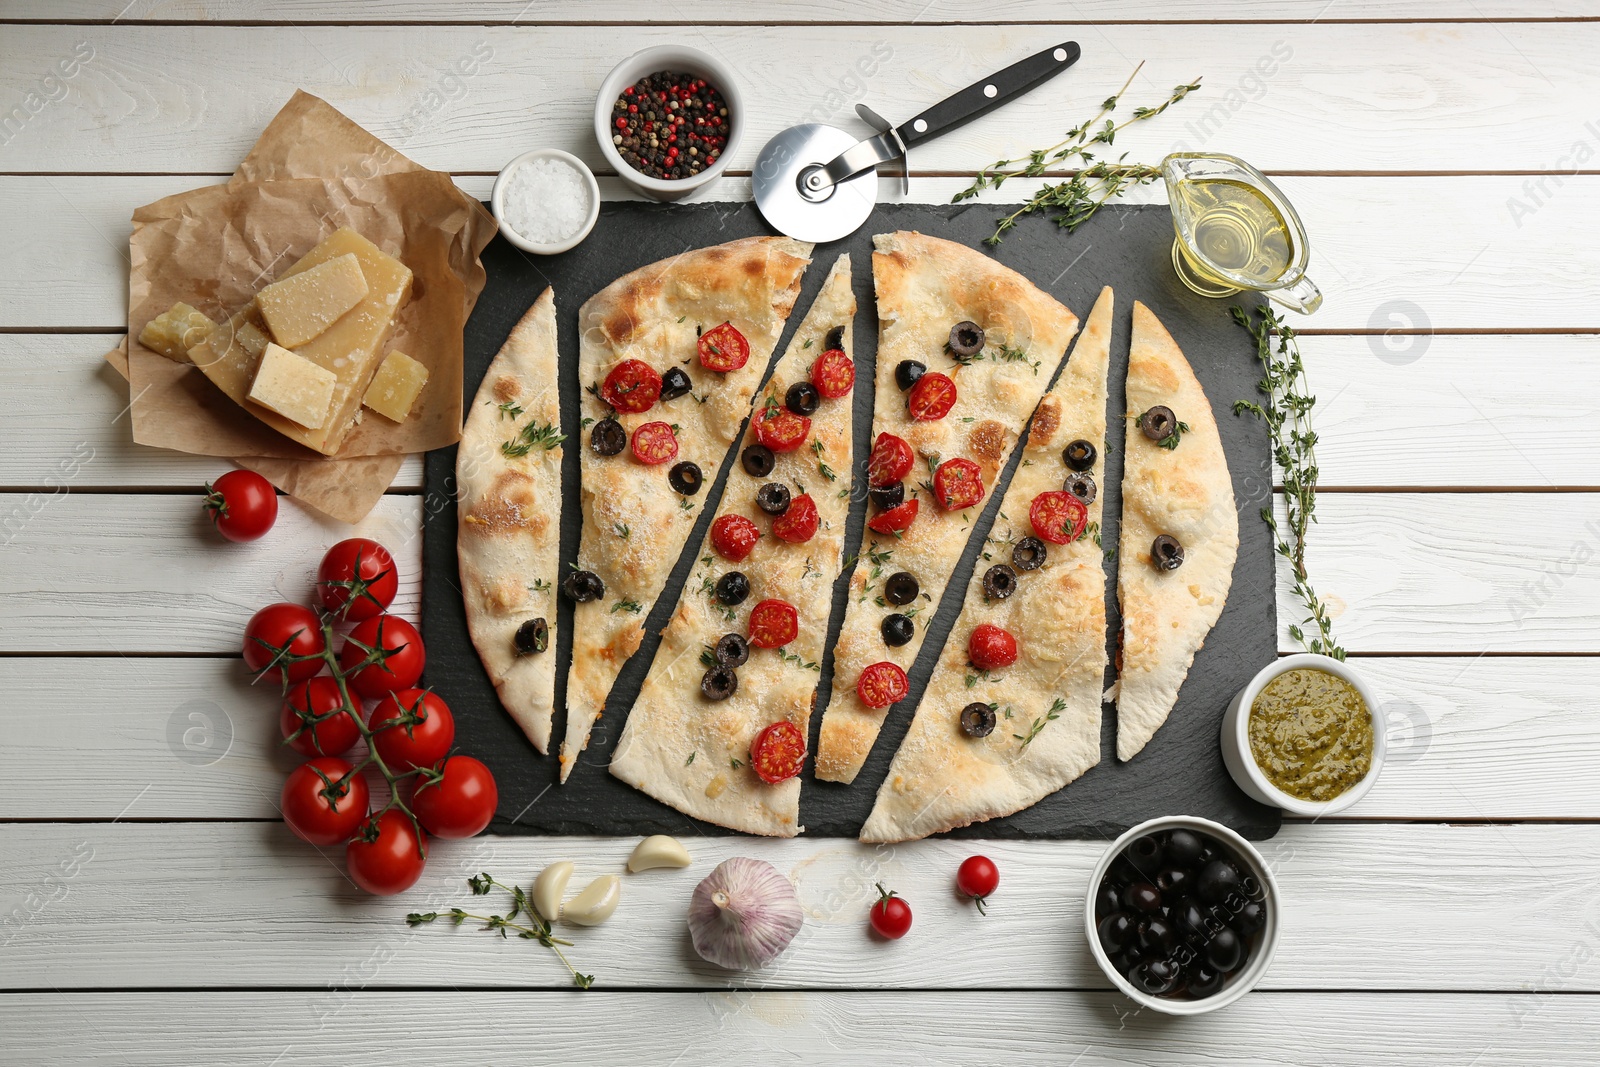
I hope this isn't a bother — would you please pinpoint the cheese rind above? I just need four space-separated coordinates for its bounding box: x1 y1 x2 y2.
138 302 216 363
362 349 429 423
248 342 336 430
255 252 371 348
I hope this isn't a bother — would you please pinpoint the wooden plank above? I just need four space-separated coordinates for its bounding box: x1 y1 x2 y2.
0 493 421 652
2 821 1596 992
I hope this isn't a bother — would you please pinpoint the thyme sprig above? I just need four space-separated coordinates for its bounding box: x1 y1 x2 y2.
407 873 594 989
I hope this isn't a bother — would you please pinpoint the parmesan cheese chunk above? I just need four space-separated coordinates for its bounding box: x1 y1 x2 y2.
255 252 370 348
248 342 336 430
362 349 429 422
138 302 216 363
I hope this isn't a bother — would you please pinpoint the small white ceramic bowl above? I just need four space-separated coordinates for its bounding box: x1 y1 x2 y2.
491 148 601 255
1085 815 1281 1016
593 44 743 202
1221 653 1386 816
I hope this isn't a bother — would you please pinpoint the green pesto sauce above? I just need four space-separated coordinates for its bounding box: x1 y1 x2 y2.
1248 668 1373 802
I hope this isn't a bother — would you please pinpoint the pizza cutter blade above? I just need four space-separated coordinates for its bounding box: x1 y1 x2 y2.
753 41 1082 244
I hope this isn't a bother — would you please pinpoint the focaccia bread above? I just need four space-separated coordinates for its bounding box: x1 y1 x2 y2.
860 286 1114 842
456 288 564 753
1114 300 1238 761
559 236 813 782
610 255 856 835
814 231 1080 785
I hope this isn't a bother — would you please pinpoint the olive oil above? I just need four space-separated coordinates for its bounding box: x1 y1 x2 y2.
1172 178 1292 289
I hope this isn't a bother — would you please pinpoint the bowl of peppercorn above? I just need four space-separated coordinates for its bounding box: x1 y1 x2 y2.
594 45 742 201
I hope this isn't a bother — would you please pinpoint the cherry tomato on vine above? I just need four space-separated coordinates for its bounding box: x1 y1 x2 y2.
243 602 326 685
956 855 1000 914
281 757 369 846
869 883 913 940
345 809 427 896
340 614 425 698
316 538 398 621
203 469 278 543
280 676 360 757
369 689 455 773
412 755 498 839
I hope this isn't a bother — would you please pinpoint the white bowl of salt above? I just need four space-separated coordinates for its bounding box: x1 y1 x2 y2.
491 148 601 255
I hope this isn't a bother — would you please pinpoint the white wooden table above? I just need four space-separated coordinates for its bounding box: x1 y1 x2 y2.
3 2 1598 1062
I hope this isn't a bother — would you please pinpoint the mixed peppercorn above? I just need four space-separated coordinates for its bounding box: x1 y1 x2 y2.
611 71 731 181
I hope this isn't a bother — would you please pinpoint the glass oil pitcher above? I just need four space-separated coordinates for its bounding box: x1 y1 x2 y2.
1162 152 1322 314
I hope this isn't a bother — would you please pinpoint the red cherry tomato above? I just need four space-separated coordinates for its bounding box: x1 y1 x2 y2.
957 855 1000 914
753 405 811 452
866 432 914 488
907 372 957 421
339 614 426 698
968 622 1019 671
369 689 455 772
933 457 985 511
870 884 913 939
412 755 498 839
630 421 680 465
772 494 819 543
345 809 427 896
203 469 278 543
316 538 398 622
281 757 369 846
243 603 326 685
698 321 750 372
811 349 856 398
856 661 910 709
710 514 761 562
600 359 663 413
280 676 360 758
748 598 799 649
750 721 806 784
867 498 919 536
1029 490 1089 545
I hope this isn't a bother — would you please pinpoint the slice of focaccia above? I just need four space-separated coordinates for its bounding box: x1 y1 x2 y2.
860 286 1114 843
610 255 857 835
814 232 1081 785
559 237 813 782
1114 301 1238 761
456 288 564 752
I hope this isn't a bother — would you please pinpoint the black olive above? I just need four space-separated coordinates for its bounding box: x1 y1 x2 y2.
1011 536 1048 571
1196 860 1242 905
1129 959 1177 996
1185 965 1225 999
1165 829 1204 867
668 461 703 495
1124 882 1162 915
982 563 1018 600
1175 897 1213 937
1095 883 1123 921
659 366 692 401
1205 928 1245 973
1139 404 1178 441
894 359 926 391
947 319 985 358
714 571 750 605
959 701 997 738
824 325 845 351
883 571 920 606
755 482 791 515
512 617 549 656
562 569 605 603
741 444 775 477
1098 912 1134 954
1233 899 1266 936
714 632 749 667
589 417 627 457
785 381 820 416
1157 867 1192 896
881 613 914 647
1151 534 1185 571
1128 834 1166 873
1063 438 1097 471
869 481 905 511
700 664 738 701
1138 916 1179 954
1063 471 1097 505
1113 946 1145 973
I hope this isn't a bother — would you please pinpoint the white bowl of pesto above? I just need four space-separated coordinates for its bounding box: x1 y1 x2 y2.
1220 654 1386 816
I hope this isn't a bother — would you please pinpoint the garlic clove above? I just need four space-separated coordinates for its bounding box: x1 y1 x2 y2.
687 857 804 970
531 860 574 923
627 834 692 872
563 874 621 926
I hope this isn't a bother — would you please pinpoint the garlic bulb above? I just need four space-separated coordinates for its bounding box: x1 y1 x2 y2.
687 857 803 970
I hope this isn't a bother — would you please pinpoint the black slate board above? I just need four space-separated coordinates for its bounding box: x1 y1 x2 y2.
421 200 1280 841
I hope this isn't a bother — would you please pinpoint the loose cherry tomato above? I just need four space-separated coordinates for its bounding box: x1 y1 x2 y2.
753 405 811 452
710 514 760 562
866 498 919 536
866 432 914 487
933 457 985 511
811 349 855 398
600 359 663 413
280 676 360 758
243 602 326 685
369 689 455 772
203 469 278 543
957 855 1000 914
630 421 680 465
281 757 369 846
345 809 427 896
698 321 750 372
411 755 498 839
750 721 806 784
968 623 1019 671
748 598 799 649
1029 490 1089 545
340 614 425 698
907 372 957 421
857 661 909 709
316 538 398 622
870 883 912 939
772 494 819 543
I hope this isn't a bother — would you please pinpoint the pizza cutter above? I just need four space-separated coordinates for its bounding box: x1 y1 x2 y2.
753 41 1082 243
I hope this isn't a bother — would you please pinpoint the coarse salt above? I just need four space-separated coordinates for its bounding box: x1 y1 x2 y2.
501 157 592 245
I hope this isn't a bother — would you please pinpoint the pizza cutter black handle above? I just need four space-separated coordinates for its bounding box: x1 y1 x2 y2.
895 41 1081 148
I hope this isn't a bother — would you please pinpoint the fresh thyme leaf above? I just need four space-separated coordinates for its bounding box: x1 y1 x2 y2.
532 578 551 593
1014 697 1067 748
610 598 643 615
679 498 695 511
501 420 566 458
411 872 593 989
495 400 524 419
613 522 630 539
776 645 820 672
1158 421 1191 451
686 751 696 765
